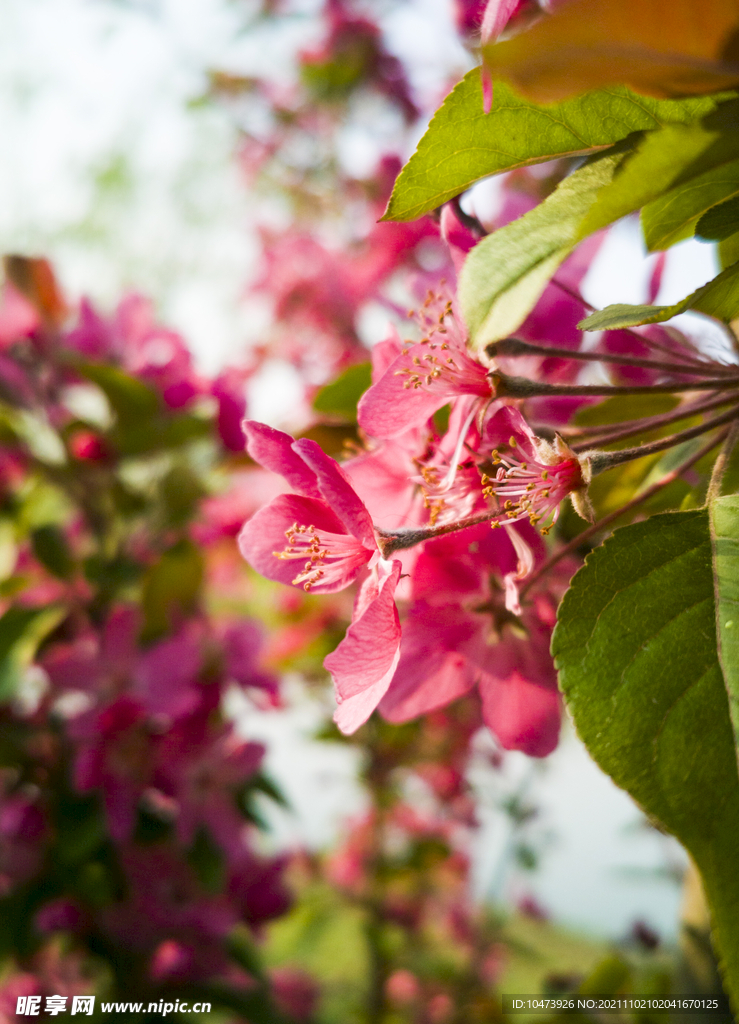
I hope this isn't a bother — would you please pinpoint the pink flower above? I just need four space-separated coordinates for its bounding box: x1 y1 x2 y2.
238 421 403 732
211 367 248 452
228 854 292 925
0 283 39 348
238 422 380 594
481 406 593 531
65 295 205 409
156 714 264 861
300 0 418 121
69 697 154 841
358 293 491 439
379 523 561 757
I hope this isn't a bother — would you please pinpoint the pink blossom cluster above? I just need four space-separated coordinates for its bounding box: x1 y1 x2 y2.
238 194 601 757
0 264 292 1003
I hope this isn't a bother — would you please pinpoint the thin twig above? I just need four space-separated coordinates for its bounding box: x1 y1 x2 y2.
487 337 736 377
587 405 739 475
492 370 739 399
551 278 712 368
570 394 739 453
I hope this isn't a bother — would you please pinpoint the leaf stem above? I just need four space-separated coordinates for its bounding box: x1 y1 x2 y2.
519 429 729 599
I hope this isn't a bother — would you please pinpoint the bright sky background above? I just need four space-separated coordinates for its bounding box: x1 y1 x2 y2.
1 0 701 940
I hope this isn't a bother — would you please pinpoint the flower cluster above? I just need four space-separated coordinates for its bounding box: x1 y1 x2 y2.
0 260 292 1015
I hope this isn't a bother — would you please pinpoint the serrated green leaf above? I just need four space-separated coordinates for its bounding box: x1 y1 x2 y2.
719 232 739 270
577 101 739 243
710 495 739 757
460 150 626 348
578 259 739 330
642 159 739 250
312 362 371 421
552 510 739 1004
698 195 739 241
383 72 729 223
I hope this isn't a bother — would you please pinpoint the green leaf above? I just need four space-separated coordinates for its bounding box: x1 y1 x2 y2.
578 259 739 330
31 525 74 580
383 72 728 223
312 362 371 421
552 510 739 1004
710 495 739 756
140 539 204 642
74 362 159 422
719 232 739 270
577 101 739 243
0 605 64 701
460 150 626 348
698 195 739 241
642 159 739 250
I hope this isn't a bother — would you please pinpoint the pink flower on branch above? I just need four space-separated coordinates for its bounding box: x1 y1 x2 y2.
358 292 491 440
238 421 404 732
379 525 561 756
481 406 593 533
239 422 381 593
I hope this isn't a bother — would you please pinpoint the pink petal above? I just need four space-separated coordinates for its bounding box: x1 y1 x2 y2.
502 525 535 615
134 629 202 719
238 493 366 593
371 329 404 384
440 204 479 275
479 670 560 757
379 605 477 721
292 438 376 549
327 560 402 733
480 0 527 41
359 342 489 439
342 441 419 532
243 421 322 499
647 252 667 304
358 368 445 438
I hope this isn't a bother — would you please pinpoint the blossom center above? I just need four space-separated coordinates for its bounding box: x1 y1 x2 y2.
482 443 584 535
274 522 369 590
392 297 489 396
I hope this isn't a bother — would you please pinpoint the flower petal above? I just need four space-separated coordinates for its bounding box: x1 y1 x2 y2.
327 560 402 733
242 421 322 498
238 493 365 593
479 670 560 757
292 438 376 549
379 604 477 721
